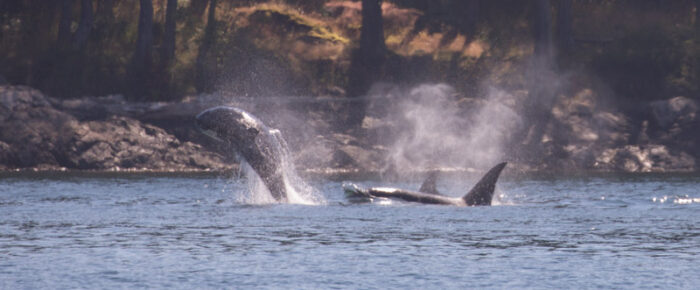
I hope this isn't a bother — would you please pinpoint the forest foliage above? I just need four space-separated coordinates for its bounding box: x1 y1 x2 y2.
0 0 698 102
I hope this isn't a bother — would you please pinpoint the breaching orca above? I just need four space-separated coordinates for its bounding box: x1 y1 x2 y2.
195 106 289 202
344 162 507 206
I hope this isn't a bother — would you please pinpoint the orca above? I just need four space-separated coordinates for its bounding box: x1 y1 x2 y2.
195 106 289 202
344 162 507 206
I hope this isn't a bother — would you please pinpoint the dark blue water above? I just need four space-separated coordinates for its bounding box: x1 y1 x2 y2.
1 172 698 289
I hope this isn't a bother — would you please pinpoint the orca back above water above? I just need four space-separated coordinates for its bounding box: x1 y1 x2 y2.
344 162 508 206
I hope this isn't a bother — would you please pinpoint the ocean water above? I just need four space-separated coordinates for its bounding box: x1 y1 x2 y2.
0 172 698 289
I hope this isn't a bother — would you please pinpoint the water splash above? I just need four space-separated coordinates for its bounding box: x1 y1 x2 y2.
234 161 276 204
232 131 325 206
652 195 700 205
491 189 518 206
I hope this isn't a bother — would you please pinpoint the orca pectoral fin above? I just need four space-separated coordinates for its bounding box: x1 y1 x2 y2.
418 171 441 195
462 162 507 206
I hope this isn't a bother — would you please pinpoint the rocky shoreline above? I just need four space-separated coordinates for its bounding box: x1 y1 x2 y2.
0 85 698 174
0 86 230 172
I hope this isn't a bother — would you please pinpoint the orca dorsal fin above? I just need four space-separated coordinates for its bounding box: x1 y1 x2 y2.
462 162 507 206
418 171 440 195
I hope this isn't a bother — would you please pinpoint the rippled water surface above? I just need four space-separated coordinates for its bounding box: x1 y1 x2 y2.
1 172 698 289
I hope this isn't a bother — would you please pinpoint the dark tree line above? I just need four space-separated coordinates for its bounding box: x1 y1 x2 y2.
0 0 698 104
0 0 216 99
353 0 698 140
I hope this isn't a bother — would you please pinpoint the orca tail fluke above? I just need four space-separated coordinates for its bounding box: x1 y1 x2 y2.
462 162 507 206
418 171 440 194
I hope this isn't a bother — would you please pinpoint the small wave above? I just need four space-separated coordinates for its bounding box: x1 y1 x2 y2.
39 196 86 203
0 200 23 206
373 197 395 205
652 195 700 204
491 190 521 206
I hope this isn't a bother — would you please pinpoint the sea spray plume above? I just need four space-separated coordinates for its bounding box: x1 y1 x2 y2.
464 87 522 166
511 59 568 163
366 83 521 177
376 84 468 175
195 106 323 205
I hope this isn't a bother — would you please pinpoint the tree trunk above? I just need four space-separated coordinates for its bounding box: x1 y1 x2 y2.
183 0 209 43
133 0 154 67
189 0 209 19
96 0 115 24
56 0 73 49
533 0 552 60
195 0 217 93
696 0 700 32
161 0 177 67
344 0 386 129
359 0 385 64
464 0 480 40
72 0 93 50
47 0 73 97
556 0 573 54
155 0 178 99
128 0 154 99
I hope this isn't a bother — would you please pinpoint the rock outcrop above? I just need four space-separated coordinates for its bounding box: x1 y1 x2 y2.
537 90 697 172
594 145 695 172
0 86 229 171
648 96 700 158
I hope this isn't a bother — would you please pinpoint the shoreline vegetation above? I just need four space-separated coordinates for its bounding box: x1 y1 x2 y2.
1 1 699 174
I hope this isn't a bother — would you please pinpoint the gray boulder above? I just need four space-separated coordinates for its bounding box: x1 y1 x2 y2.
594 145 695 172
0 86 76 168
0 85 229 171
647 96 700 157
294 133 384 173
650 96 697 129
61 116 229 171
